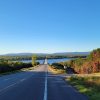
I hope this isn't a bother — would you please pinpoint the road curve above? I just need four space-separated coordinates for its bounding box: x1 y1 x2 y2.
0 65 88 100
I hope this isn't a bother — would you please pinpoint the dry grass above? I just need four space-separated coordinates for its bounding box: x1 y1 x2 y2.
75 73 100 77
48 66 66 74
66 74 100 100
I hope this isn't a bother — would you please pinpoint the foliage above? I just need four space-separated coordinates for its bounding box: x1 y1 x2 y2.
0 60 32 73
49 62 66 74
51 63 64 69
32 55 37 66
61 48 100 74
49 66 66 74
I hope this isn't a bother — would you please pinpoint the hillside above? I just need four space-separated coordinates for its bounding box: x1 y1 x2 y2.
1 52 90 56
61 48 100 74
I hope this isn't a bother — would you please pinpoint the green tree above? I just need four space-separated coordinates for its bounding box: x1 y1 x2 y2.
32 55 37 66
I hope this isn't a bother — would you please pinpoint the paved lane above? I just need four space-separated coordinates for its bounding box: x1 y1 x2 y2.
47 73 88 100
0 65 47 100
0 64 88 100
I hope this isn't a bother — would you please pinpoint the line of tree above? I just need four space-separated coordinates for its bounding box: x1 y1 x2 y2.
0 55 87 61
60 48 100 74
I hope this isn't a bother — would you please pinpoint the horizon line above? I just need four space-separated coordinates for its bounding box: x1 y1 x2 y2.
0 51 91 55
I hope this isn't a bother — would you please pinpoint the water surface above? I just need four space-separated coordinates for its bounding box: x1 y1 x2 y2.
21 58 74 64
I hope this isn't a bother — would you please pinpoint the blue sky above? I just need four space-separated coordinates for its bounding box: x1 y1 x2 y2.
0 0 100 54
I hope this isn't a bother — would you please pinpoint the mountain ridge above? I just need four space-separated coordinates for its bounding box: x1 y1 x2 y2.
1 52 90 56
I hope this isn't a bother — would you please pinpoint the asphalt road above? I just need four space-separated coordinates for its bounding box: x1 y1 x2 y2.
0 65 88 100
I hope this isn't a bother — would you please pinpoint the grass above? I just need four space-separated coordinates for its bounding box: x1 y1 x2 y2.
66 75 100 100
48 66 66 74
76 73 100 77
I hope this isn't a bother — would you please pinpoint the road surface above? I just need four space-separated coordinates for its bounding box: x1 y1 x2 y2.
0 65 88 100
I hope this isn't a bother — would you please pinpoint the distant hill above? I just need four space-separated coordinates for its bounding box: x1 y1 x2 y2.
1 52 90 56
4 53 33 56
53 52 90 56
3 53 48 56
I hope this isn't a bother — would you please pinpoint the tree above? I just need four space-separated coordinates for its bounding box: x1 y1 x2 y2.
32 55 37 66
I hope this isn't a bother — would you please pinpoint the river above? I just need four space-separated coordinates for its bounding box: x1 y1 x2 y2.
21 58 74 64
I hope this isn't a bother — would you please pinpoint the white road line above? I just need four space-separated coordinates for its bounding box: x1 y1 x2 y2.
43 66 48 100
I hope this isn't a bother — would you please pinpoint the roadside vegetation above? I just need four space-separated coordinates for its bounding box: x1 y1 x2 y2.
49 63 66 74
60 48 100 74
0 55 39 74
0 61 32 74
66 75 100 100
61 48 100 100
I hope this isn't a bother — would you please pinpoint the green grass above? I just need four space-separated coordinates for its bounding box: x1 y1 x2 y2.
66 76 100 100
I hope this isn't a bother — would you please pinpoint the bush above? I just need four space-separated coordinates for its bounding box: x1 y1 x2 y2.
0 60 33 73
51 63 64 69
62 48 100 74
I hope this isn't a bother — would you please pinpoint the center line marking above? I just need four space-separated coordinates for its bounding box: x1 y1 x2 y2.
43 65 48 100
